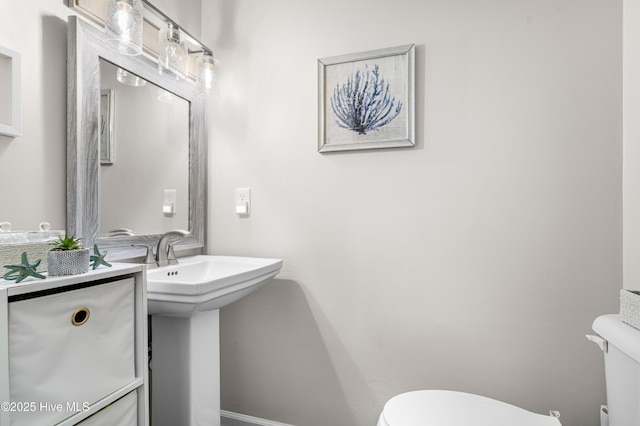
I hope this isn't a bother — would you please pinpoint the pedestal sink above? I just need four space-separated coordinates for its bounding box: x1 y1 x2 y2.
146 255 283 426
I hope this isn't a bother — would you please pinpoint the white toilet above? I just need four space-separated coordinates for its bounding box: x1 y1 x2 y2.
590 314 640 425
378 314 640 426
377 390 561 426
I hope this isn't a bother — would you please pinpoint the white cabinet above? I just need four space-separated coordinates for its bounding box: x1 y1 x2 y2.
76 391 138 425
0 264 148 426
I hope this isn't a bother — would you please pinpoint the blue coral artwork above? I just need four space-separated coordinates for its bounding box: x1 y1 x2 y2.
330 64 403 135
319 44 415 152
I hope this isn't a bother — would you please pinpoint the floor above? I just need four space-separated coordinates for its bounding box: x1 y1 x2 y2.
221 416 259 426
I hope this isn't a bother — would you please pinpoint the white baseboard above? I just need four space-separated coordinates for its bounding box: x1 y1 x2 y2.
221 410 295 426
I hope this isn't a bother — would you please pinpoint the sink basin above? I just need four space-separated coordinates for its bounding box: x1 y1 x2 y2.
146 255 283 316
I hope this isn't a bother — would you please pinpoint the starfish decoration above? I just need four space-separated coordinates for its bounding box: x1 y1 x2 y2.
3 252 46 283
90 244 112 270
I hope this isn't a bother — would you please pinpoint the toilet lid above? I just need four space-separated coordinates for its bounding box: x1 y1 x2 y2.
379 390 561 426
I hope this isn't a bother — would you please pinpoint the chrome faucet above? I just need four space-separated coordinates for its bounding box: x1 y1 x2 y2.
156 229 190 267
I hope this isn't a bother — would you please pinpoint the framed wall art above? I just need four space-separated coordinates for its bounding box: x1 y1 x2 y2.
0 45 22 138
318 44 415 153
100 89 115 164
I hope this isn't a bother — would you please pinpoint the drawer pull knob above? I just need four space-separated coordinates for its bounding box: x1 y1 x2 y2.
71 307 90 326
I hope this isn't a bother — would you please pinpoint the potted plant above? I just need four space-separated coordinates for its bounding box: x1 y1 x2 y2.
46 235 90 276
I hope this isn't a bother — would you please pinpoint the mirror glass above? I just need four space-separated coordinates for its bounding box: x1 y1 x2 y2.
67 16 206 260
99 59 189 237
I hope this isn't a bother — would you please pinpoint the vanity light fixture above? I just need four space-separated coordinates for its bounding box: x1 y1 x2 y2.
196 52 215 95
158 22 188 80
116 67 147 86
104 0 143 56
70 0 216 91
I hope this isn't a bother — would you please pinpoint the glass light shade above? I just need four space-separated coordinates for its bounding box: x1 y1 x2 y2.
105 0 143 56
116 68 146 86
158 23 187 80
197 53 215 95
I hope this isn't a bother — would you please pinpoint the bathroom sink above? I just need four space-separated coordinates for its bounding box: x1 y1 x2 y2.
146 255 283 316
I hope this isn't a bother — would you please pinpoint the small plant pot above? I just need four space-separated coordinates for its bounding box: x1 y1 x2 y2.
46 248 90 277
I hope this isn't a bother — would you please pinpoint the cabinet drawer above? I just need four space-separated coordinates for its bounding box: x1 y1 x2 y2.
8 278 136 425
76 390 137 425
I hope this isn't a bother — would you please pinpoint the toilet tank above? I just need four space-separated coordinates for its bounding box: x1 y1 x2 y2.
592 315 640 426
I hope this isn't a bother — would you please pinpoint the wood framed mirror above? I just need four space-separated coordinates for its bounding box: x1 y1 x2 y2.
67 16 206 260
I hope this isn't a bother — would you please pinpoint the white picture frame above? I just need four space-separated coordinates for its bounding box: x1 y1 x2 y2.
318 44 415 153
100 89 115 165
0 45 22 138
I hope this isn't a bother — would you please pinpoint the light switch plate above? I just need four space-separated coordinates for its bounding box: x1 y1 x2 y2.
164 189 176 215
235 188 251 216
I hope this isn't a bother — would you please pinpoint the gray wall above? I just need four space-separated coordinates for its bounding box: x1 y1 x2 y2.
0 1 70 230
0 1 624 426
624 0 640 292
203 1 622 425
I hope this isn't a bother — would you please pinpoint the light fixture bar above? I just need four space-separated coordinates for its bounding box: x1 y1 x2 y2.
141 0 212 55
65 0 212 58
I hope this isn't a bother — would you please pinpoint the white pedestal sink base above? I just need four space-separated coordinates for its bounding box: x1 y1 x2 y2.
147 255 283 425
151 310 221 426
